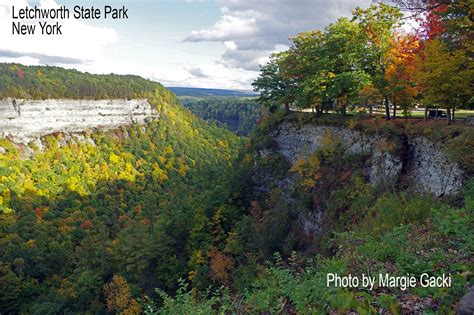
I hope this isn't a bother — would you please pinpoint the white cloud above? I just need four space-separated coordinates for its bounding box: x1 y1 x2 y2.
0 0 117 66
185 0 372 72
153 63 255 90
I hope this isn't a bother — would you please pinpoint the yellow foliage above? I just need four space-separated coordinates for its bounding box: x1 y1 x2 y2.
152 163 169 183
321 132 341 158
103 275 142 315
25 239 36 248
290 153 321 188
109 153 121 164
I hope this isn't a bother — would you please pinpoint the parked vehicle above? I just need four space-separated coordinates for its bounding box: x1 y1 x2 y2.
428 109 448 119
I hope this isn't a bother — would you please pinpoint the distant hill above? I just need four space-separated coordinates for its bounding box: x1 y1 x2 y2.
168 87 257 97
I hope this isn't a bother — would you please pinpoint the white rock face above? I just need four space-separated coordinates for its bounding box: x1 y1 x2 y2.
409 137 464 197
271 121 403 188
270 121 464 197
0 99 159 144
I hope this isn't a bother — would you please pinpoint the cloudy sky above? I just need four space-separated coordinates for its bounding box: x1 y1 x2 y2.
0 0 372 90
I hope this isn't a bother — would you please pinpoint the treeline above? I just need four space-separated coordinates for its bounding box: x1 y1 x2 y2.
253 1 473 123
0 63 165 100
179 96 264 136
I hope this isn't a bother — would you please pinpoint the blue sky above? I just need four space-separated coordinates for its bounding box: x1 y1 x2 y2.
0 0 372 89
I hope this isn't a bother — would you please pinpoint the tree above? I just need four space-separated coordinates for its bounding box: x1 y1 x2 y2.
279 30 328 114
278 19 371 116
356 83 384 114
324 18 372 115
385 33 420 118
414 39 473 123
252 54 296 114
353 3 404 120
103 275 142 314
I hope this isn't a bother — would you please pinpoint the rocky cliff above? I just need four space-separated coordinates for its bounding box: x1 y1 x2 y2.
269 120 464 197
0 98 159 144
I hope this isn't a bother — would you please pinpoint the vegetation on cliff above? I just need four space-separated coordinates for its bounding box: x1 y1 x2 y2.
144 111 473 314
0 0 473 313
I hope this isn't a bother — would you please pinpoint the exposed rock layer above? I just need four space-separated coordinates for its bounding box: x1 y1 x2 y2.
0 99 158 144
271 121 464 197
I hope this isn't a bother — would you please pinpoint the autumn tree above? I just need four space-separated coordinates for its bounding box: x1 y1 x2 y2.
103 275 142 314
356 84 383 114
353 3 404 120
414 39 473 123
385 33 420 118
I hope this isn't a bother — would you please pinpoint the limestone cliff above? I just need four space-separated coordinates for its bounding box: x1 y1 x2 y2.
268 120 464 197
0 98 159 144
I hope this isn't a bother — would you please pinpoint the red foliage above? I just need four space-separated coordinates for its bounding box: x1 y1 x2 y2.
134 206 142 215
34 207 43 218
416 2 448 41
17 69 25 80
80 220 93 229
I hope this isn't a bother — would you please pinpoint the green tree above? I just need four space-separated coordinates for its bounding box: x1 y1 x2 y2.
353 3 404 120
252 54 296 114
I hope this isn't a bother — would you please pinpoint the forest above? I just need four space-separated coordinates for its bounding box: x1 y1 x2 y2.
0 73 244 312
179 96 263 136
0 63 161 100
0 0 473 314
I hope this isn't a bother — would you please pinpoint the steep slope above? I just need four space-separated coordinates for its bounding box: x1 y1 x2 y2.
0 66 243 313
143 112 473 314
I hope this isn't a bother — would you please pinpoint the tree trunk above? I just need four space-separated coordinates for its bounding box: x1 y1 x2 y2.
284 103 290 114
384 96 391 121
424 105 428 121
447 107 452 125
452 107 455 122
393 102 397 120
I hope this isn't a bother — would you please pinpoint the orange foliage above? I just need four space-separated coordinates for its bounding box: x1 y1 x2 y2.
208 248 235 285
385 33 420 109
34 207 43 219
80 220 93 229
140 219 151 225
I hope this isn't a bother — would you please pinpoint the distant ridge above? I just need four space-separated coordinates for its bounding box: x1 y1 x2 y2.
168 87 257 97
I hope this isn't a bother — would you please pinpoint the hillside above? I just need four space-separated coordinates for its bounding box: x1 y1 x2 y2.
179 96 263 136
142 112 473 314
0 63 163 100
0 65 244 313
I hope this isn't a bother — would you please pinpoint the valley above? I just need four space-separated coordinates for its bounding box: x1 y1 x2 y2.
1 1 473 313
0 64 472 314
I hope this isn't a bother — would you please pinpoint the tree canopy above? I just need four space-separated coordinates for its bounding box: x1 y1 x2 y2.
252 2 473 122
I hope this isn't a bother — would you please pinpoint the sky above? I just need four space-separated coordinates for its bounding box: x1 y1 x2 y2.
0 0 373 90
